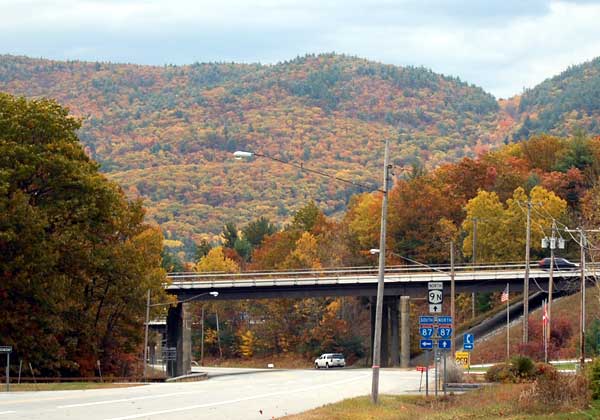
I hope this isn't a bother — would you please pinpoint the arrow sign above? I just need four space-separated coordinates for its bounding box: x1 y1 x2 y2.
420 339 434 350
429 304 441 313
438 339 451 350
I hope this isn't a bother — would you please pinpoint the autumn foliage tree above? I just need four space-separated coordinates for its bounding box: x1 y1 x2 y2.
0 94 166 376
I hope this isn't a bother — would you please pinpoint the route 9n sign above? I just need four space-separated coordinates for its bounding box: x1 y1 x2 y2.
428 290 443 305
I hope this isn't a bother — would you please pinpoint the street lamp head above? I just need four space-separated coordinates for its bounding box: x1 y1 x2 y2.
209 291 219 297
233 151 254 160
369 248 380 255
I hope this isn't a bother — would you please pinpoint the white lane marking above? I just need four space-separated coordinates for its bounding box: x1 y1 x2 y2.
58 391 202 408
104 374 369 420
0 411 16 415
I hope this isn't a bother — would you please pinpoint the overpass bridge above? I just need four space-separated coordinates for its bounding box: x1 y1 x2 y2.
159 263 589 376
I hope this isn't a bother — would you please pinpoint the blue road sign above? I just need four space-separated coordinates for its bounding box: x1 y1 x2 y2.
464 333 474 350
437 327 453 338
420 339 434 350
438 316 452 324
438 339 452 350
420 327 434 338
419 316 435 324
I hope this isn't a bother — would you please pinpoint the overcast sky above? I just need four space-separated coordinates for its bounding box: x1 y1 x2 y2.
2 0 600 98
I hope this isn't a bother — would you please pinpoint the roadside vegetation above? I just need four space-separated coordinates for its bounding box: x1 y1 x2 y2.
286 356 600 419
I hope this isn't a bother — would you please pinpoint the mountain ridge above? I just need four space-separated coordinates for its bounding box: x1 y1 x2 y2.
1 52 598 250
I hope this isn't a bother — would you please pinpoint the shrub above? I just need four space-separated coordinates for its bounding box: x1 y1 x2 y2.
587 357 600 399
520 370 590 413
485 363 517 383
511 355 535 379
533 362 557 378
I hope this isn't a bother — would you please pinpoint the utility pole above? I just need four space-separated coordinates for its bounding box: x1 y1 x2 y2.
472 218 477 319
523 200 531 344
580 228 586 367
563 227 600 367
547 221 556 343
450 241 456 355
371 139 391 404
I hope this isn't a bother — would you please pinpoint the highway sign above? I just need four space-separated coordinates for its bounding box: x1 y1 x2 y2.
455 351 470 368
438 339 451 350
419 316 435 324
416 365 428 372
464 333 474 350
428 289 443 304
429 304 442 313
0 346 11 353
428 282 443 290
437 327 453 338
420 339 434 350
420 327 434 338
437 316 452 324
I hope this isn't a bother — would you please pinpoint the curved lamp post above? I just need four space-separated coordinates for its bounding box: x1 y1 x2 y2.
234 141 390 404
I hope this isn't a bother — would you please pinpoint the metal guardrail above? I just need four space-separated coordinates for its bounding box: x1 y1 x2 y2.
165 263 596 290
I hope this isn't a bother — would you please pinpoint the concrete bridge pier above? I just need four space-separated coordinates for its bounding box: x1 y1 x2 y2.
166 302 192 377
370 296 403 368
400 296 410 368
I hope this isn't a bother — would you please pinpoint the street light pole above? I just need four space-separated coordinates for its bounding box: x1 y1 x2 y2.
143 290 218 382
143 289 151 383
371 139 391 404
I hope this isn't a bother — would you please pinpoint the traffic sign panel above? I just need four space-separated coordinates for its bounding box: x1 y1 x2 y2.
0 346 11 353
455 351 470 368
420 327 434 338
438 316 452 324
428 282 443 290
429 304 442 313
464 343 473 350
464 333 474 345
428 289 443 304
437 327 453 338
420 339 434 350
419 316 435 324
438 339 451 350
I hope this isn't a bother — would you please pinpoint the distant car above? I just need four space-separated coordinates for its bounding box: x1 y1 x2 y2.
538 257 578 270
314 353 345 369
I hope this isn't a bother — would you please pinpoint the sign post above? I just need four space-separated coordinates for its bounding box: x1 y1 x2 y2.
0 346 12 392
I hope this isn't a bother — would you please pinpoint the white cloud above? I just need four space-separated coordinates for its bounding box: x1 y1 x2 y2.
1 0 600 97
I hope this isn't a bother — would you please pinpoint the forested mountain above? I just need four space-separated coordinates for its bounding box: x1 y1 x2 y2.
0 53 506 250
514 57 600 140
3 53 600 252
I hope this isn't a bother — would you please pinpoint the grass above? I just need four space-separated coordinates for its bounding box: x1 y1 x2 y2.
0 382 143 392
472 287 600 364
284 384 600 419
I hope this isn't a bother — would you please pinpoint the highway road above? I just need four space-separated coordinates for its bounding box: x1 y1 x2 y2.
0 367 421 419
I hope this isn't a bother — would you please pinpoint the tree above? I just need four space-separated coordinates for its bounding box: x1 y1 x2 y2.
221 223 238 248
0 93 166 376
242 217 277 248
196 247 239 273
462 186 567 262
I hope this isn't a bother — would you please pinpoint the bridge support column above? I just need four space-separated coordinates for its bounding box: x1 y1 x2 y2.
400 296 411 368
370 297 376 367
381 298 389 367
166 302 192 377
390 296 400 367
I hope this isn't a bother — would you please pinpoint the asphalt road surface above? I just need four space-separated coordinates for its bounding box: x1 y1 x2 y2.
0 367 421 419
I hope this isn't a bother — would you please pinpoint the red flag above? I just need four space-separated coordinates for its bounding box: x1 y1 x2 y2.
501 285 509 303
542 301 548 325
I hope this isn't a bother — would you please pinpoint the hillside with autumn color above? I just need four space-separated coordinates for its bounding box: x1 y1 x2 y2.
0 53 509 249
513 57 600 140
